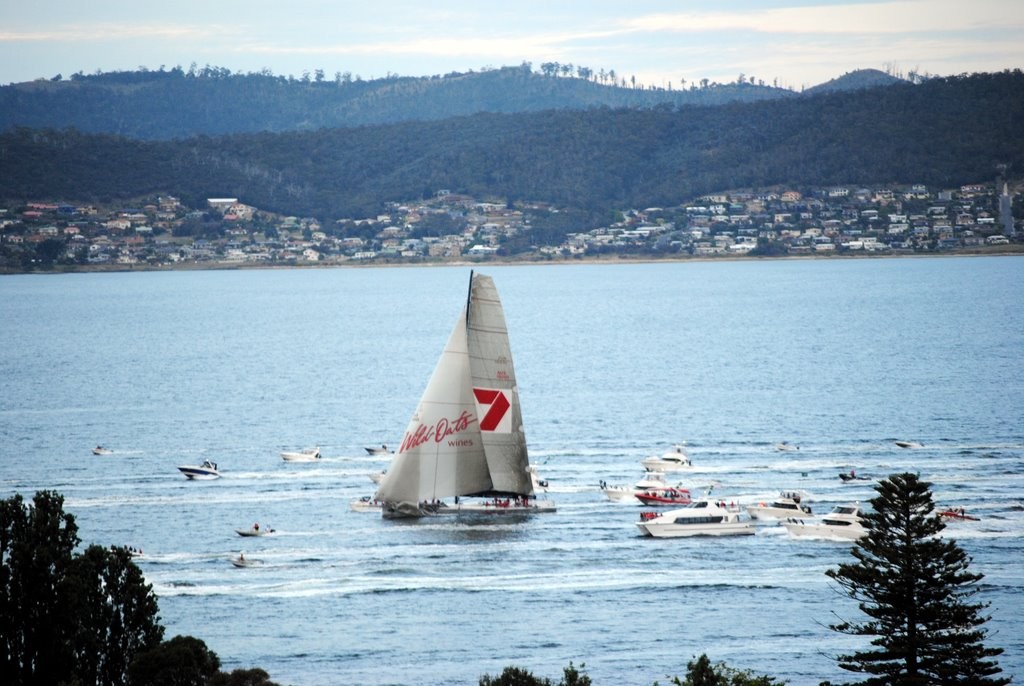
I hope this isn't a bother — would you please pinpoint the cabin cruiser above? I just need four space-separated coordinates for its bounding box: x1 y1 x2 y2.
636 497 754 538
746 491 813 521
783 503 867 540
641 444 692 471
177 460 221 480
600 471 669 503
281 446 320 462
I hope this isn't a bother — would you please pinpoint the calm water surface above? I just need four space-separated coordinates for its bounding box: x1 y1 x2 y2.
1 257 1022 685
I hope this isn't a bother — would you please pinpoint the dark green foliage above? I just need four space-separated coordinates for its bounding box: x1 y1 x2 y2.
1 71 1022 222
479 662 592 686
209 667 281 686
825 473 1008 685
661 654 786 686
0 65 795 140
127 634 220 686
0 491 164 686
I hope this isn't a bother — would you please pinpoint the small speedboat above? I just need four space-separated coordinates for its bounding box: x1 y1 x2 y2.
92 445 113 456
641 444 692 471
775 441 799 452
938 508 980 522
783 503 867 540
895 440 923 449
235 524 274 536
636 497 753 538
839 470 869 482
368 470 387 485
635 487 693 506
600 471 669 503
747 491 813 520
365 445 391 455
281 446 321 462
177 460 220 480
528 465 549 491
231 553 259 568
350 495 384 512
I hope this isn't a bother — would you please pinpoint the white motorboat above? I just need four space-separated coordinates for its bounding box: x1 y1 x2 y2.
368 470 387 485
375 272 555 517
365 445 391 455
600 471 669 503
230 553 259 568
775 441 799 451
894 440 923 449
281 446 321 462
783 503 867 540
235 523 274 536
177 460 220 480
92 445 113 456
529 465 550 491
641 444 692 471
636 497 754 538
350 495 383 512
746 491 813 521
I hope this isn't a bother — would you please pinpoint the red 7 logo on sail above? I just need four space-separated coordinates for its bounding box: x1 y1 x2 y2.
473 388 512 433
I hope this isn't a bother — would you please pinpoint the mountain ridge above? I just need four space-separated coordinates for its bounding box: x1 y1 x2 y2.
1 65 900 140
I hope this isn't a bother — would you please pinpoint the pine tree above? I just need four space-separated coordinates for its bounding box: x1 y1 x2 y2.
825 472 1008 685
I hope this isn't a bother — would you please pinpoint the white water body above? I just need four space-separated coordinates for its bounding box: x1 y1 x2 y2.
2 257 1022 685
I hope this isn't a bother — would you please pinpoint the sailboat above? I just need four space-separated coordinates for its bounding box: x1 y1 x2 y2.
374 271 556 518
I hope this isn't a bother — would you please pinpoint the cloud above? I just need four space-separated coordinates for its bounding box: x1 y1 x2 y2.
0 23 232 44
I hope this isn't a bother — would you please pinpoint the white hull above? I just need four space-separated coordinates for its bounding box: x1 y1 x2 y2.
636 497 753 538
603 486 641 503
746 493 812 521
235 528 271 537
350 496 383 512
782 503 866 540
281 447 320 461
178 467 220 480
638 520 755 538
782 519 866 540
92 447 113 455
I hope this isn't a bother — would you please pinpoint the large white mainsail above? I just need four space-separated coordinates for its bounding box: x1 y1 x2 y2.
375 271 537 514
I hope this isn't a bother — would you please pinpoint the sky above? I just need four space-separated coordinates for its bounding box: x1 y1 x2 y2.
2 0 1022 89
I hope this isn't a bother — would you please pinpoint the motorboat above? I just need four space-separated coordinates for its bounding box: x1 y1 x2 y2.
600 471 669 503
938 507 980 522
230 553 259 568
838 470 869 482
350 495 384 512
92 445 113 456
746 491 813 521
365 445 391 455
636 496 753 538
775 441 799 452
895 440 923 449
635 487 693 506
528 465 550 491
449 496 557 514
783 503 867 540
177 460 220 480
281 446 321 462
641 444 692 471
368 470 387 485
235 523 274 536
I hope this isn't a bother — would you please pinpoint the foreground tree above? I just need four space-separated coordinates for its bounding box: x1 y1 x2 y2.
825 473 1008 685
479 662 591 686
0 490 165 685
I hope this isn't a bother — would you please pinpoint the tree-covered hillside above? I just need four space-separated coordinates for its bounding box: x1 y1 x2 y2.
1 63 801 140
1 70 1021 221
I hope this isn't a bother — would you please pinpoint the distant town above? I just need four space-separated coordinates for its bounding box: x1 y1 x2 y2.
1 181 1020 272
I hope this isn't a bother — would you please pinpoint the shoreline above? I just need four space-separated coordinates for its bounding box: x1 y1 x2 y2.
1 244 1021 276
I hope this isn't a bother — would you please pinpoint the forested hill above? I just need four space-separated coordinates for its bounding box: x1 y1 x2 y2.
0 64 899 140
2 70 1021 221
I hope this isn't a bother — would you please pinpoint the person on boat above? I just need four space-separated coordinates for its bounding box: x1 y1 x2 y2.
238 552 244 561
254 522 259 531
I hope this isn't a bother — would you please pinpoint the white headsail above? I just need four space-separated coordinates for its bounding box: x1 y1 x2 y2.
375 272 534 511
